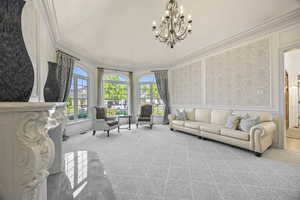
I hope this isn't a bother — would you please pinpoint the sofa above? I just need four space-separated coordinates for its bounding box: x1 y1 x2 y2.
168 109 277 156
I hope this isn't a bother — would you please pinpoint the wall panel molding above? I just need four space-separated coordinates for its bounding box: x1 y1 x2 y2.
205 38 271 107
170 61 202 105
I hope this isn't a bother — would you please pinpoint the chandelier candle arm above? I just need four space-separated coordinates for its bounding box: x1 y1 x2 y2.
152 0 192 48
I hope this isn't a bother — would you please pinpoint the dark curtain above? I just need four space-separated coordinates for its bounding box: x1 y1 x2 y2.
57 52 75 102
154 70 171 124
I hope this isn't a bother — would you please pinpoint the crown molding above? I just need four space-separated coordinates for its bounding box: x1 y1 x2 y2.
171 8 300 67
32 0 60 46
37 2 300 71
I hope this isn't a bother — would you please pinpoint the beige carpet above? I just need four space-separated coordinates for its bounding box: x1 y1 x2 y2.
287 128 300 139
63 125 300 200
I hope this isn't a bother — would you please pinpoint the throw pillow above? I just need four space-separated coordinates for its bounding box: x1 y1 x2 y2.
238 113 250 130
239 116 260 132
176 109 186 120
225 115 241 130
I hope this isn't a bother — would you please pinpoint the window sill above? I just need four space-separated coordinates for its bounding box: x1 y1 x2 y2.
67 118 92 126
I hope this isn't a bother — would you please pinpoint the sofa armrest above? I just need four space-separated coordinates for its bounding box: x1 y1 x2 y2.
250 122 276 153
168 114 176 122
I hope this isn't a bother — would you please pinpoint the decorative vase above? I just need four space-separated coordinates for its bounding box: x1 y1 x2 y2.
44 62 61 102
0 0 34 102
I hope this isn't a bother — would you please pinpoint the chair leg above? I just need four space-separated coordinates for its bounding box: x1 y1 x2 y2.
136 123 138 128
118 126 120 133
150 124 153 129
107 130 110 137
93 130 96 136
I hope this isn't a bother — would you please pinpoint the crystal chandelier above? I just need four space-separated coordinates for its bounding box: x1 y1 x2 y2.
152 0 192 48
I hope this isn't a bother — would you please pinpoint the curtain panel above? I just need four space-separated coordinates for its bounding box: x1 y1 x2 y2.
154 70 171 124
129 72 135 122
56 52 75 102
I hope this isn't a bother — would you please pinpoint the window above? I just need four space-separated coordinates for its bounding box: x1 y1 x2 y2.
104 74 129 116
66 66 89 121
139 75 164 116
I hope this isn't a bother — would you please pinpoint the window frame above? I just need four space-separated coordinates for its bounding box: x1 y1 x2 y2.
138 74 165 116
103 73 130 116
66 65 90 121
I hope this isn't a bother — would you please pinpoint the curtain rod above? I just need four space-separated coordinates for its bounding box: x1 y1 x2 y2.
56 50 80 61
151 69 168 72
97 67 132 73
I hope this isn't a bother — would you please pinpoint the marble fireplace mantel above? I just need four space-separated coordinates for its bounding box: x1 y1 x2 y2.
0 102 65 200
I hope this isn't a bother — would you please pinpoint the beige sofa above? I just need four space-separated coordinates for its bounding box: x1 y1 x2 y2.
168 109 277 156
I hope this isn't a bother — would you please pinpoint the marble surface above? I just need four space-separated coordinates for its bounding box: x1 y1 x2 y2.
47 151 115 200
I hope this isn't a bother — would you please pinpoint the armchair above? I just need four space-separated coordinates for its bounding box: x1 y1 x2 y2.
136 104 154 129
93 106 119 137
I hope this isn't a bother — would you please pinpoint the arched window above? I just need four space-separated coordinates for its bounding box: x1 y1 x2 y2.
103 74 129 116
66 66 89 120
139 75 164 116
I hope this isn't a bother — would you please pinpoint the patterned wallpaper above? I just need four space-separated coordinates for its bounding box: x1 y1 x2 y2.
170 38 271 108
171 61 202 105
206 39 270 106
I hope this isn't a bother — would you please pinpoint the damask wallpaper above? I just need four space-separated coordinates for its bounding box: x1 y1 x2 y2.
206 39 270 106
171 61 202 105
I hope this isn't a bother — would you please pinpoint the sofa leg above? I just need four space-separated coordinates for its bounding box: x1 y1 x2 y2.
198 136 202 139
170 128 174 131
136 123 138 128
202 137 207 140
93 130 96 136
254 152 262 157
150 124 153 129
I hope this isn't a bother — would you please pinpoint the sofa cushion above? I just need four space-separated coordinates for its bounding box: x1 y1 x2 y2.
239 116 260 132
172 120 185 126
195 109 211 123
186 109 195 121
200 123 223 134
225 115 241 129
221 128 250 141
211 110 232 125
233 111 272 123
185 121 202 129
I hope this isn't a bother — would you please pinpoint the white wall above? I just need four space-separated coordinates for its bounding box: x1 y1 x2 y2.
284 49 300 128
168 23 300 148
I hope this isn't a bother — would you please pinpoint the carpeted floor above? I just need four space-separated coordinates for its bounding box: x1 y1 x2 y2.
63 125 300 200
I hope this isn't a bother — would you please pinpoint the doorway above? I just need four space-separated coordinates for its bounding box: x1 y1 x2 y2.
284 48 300 152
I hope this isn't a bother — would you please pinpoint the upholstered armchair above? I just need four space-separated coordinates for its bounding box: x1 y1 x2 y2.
136 104 154 129
93 106 119 137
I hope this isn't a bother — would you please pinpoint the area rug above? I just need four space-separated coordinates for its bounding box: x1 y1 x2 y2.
63 125 300 200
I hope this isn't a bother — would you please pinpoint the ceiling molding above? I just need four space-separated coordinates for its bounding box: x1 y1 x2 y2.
37 2 300 71
39 0 61 42
171 8 300 67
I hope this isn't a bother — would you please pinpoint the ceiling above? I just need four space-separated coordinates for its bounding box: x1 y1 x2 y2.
52 0 300 70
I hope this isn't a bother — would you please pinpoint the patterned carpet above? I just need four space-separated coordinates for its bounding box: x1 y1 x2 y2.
63 125 300 200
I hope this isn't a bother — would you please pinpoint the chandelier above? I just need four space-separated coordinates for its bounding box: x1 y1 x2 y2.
152 0 192 48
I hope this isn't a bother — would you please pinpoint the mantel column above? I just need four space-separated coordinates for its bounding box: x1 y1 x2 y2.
0 103 57 200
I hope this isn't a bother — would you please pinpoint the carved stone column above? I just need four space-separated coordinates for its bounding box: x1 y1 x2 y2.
0 103 56 200
48 103 66 175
